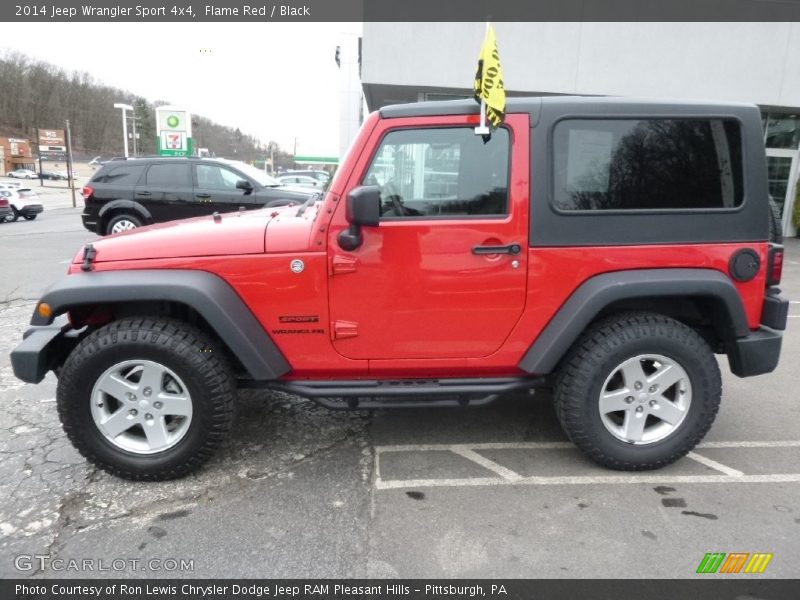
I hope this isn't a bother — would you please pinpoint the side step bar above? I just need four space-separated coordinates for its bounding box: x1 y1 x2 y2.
254 376 544 409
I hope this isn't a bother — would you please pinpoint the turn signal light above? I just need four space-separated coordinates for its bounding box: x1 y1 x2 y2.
81 185 93 200
37 303 52 319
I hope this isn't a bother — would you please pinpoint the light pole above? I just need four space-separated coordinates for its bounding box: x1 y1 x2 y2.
113 103 133 158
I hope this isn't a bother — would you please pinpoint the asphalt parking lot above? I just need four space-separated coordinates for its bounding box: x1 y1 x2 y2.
1 197 799 578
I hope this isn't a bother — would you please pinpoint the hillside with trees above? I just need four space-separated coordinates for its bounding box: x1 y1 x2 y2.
0 51 295 166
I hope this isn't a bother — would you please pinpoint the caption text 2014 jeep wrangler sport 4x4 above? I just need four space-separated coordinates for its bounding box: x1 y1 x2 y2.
11 97 790 480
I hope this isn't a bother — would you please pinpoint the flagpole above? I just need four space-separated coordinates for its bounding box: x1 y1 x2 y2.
475 21 491 135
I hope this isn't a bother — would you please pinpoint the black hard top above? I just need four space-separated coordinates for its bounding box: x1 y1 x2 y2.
379 95 760 121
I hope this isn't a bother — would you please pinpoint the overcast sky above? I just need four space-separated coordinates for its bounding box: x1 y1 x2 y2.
1 23 360 155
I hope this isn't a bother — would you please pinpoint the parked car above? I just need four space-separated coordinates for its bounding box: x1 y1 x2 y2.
0 196 12 222
40 171 67 181
0 188 43 221
10 97 788 481
0 180 23 189
80 157 316 235
6 169 38 179
282 169 330 184
276 174 324 189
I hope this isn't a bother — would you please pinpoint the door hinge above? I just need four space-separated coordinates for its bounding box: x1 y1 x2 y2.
332 320 358 340
330 255 359 276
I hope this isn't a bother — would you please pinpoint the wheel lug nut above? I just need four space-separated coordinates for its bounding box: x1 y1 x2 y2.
649 385 658 393
625 396 634 404
634 382 643 390
649 400 657 407
129 409 138 416
145 413 153 420
153 401 163 409
143 387 152 397
636 406 644 413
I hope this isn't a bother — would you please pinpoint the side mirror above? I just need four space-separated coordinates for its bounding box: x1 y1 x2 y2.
338 185 381 251
236 179 253 194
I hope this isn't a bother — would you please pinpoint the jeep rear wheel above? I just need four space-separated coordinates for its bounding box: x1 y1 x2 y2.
555 313 721 470
57 318 236 480
106 213 142 235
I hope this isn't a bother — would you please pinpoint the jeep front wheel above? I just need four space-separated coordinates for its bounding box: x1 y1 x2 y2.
57 318 236 480
555 313 721 470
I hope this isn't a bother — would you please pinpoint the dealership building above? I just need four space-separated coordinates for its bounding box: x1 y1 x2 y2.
356 22 800 237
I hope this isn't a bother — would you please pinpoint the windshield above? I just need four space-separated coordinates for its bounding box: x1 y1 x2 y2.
220 160 282 187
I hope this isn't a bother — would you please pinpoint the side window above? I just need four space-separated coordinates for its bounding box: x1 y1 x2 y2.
92 165 145 184
195 164 243 190
553 118 744 211
362 127 509 217
145 163 191 187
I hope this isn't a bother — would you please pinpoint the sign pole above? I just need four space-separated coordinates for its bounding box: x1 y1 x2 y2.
474 22 491 136
66 119 76 208
36 128 44 187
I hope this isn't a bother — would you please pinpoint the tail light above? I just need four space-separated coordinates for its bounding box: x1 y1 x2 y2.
0 199 8 207
767 245 783 286
81 185 93 200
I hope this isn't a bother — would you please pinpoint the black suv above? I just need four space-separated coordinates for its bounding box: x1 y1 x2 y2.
81 157 316 235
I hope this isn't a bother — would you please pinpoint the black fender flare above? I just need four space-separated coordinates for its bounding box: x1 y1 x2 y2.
97 199 153 224
518 268 750 374
30 270 290 380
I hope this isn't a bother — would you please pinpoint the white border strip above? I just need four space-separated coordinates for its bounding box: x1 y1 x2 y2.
450 445 522 481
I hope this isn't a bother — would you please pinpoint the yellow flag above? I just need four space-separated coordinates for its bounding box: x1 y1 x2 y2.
473 25 506 127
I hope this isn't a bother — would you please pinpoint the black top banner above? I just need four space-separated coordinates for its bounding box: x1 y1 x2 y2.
4 0 800 22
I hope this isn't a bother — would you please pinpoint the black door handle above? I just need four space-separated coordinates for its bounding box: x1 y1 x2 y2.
196 193 211 199
472 243 521 255
135 191 151 196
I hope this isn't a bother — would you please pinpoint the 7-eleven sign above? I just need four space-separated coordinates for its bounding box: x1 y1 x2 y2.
158 131 189 156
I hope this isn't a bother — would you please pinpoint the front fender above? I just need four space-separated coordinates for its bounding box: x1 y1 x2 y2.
24 270 290 381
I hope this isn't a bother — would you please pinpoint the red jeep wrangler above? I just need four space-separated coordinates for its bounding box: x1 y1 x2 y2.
11 97 789 480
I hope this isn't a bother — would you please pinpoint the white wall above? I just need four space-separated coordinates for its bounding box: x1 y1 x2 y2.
338 30 364 161
362 22 800 108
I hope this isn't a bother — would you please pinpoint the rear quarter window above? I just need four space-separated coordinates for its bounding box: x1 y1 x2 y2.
91 165 145 185
553 118 744 211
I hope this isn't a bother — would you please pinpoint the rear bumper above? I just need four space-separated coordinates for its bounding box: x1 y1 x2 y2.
10 319 76 384
81 212 100 234
17 203 43 216
728 326 783 378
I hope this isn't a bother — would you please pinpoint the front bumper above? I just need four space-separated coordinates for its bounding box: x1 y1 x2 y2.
10 318 78 384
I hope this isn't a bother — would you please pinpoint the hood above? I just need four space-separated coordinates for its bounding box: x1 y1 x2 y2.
72 209 284 264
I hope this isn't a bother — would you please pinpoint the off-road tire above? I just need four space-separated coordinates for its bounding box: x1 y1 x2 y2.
57 318 236 480
105 213 142 235
554 312 722 470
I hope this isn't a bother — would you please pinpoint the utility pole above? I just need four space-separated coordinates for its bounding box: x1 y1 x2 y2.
66 119 76 208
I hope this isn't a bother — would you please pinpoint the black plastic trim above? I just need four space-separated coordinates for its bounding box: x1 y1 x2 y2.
261 376 543 399
10 319 71 384
728 326 783 378
29 270 290 380
761 289 789 331
97 199 153 223
518 268 750 375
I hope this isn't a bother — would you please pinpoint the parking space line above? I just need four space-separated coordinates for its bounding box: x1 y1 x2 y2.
686 451 744 477
373 440 800 490
698 440 800 448
375 473 800 490
450 445 523 481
